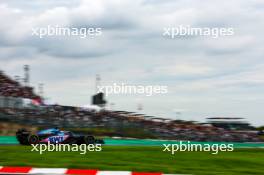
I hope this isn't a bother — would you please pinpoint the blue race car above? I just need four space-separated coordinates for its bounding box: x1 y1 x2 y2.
16 128 104 145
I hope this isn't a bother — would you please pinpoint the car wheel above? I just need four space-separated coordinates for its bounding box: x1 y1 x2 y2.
28 135 39 144
84 136 95 144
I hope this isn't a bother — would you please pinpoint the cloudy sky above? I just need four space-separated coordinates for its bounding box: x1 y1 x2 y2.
0 0 263 126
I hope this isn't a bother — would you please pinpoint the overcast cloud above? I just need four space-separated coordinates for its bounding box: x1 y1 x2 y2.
0 0 263 125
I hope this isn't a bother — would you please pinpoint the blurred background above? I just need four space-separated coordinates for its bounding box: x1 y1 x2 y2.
1 0 264 174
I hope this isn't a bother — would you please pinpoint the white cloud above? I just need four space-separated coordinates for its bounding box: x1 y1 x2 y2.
154 63 214 76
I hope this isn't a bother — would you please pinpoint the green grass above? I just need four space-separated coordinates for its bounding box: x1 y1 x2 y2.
0 146 264 175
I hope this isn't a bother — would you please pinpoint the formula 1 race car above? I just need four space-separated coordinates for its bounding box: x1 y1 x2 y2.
16 128 105 145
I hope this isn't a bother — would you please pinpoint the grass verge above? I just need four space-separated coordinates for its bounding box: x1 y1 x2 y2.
0 145 263 175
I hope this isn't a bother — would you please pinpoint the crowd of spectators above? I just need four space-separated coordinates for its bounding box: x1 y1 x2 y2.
0 106 262 142
145 120 261 142
0 71 40 99
0 70 262 142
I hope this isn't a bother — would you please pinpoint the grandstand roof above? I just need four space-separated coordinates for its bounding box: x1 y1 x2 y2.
151 117 171 121
131 114 146 117
143 116 155 118
112 111 135 114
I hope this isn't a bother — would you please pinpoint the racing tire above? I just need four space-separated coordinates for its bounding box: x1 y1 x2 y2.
28 135 39 145
84 136 95 144
16 129 30 145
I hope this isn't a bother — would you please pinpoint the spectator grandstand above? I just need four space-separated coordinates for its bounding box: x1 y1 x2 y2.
0 107 261 142
206 117 255 131
0 71 41 100
0 69 262 142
